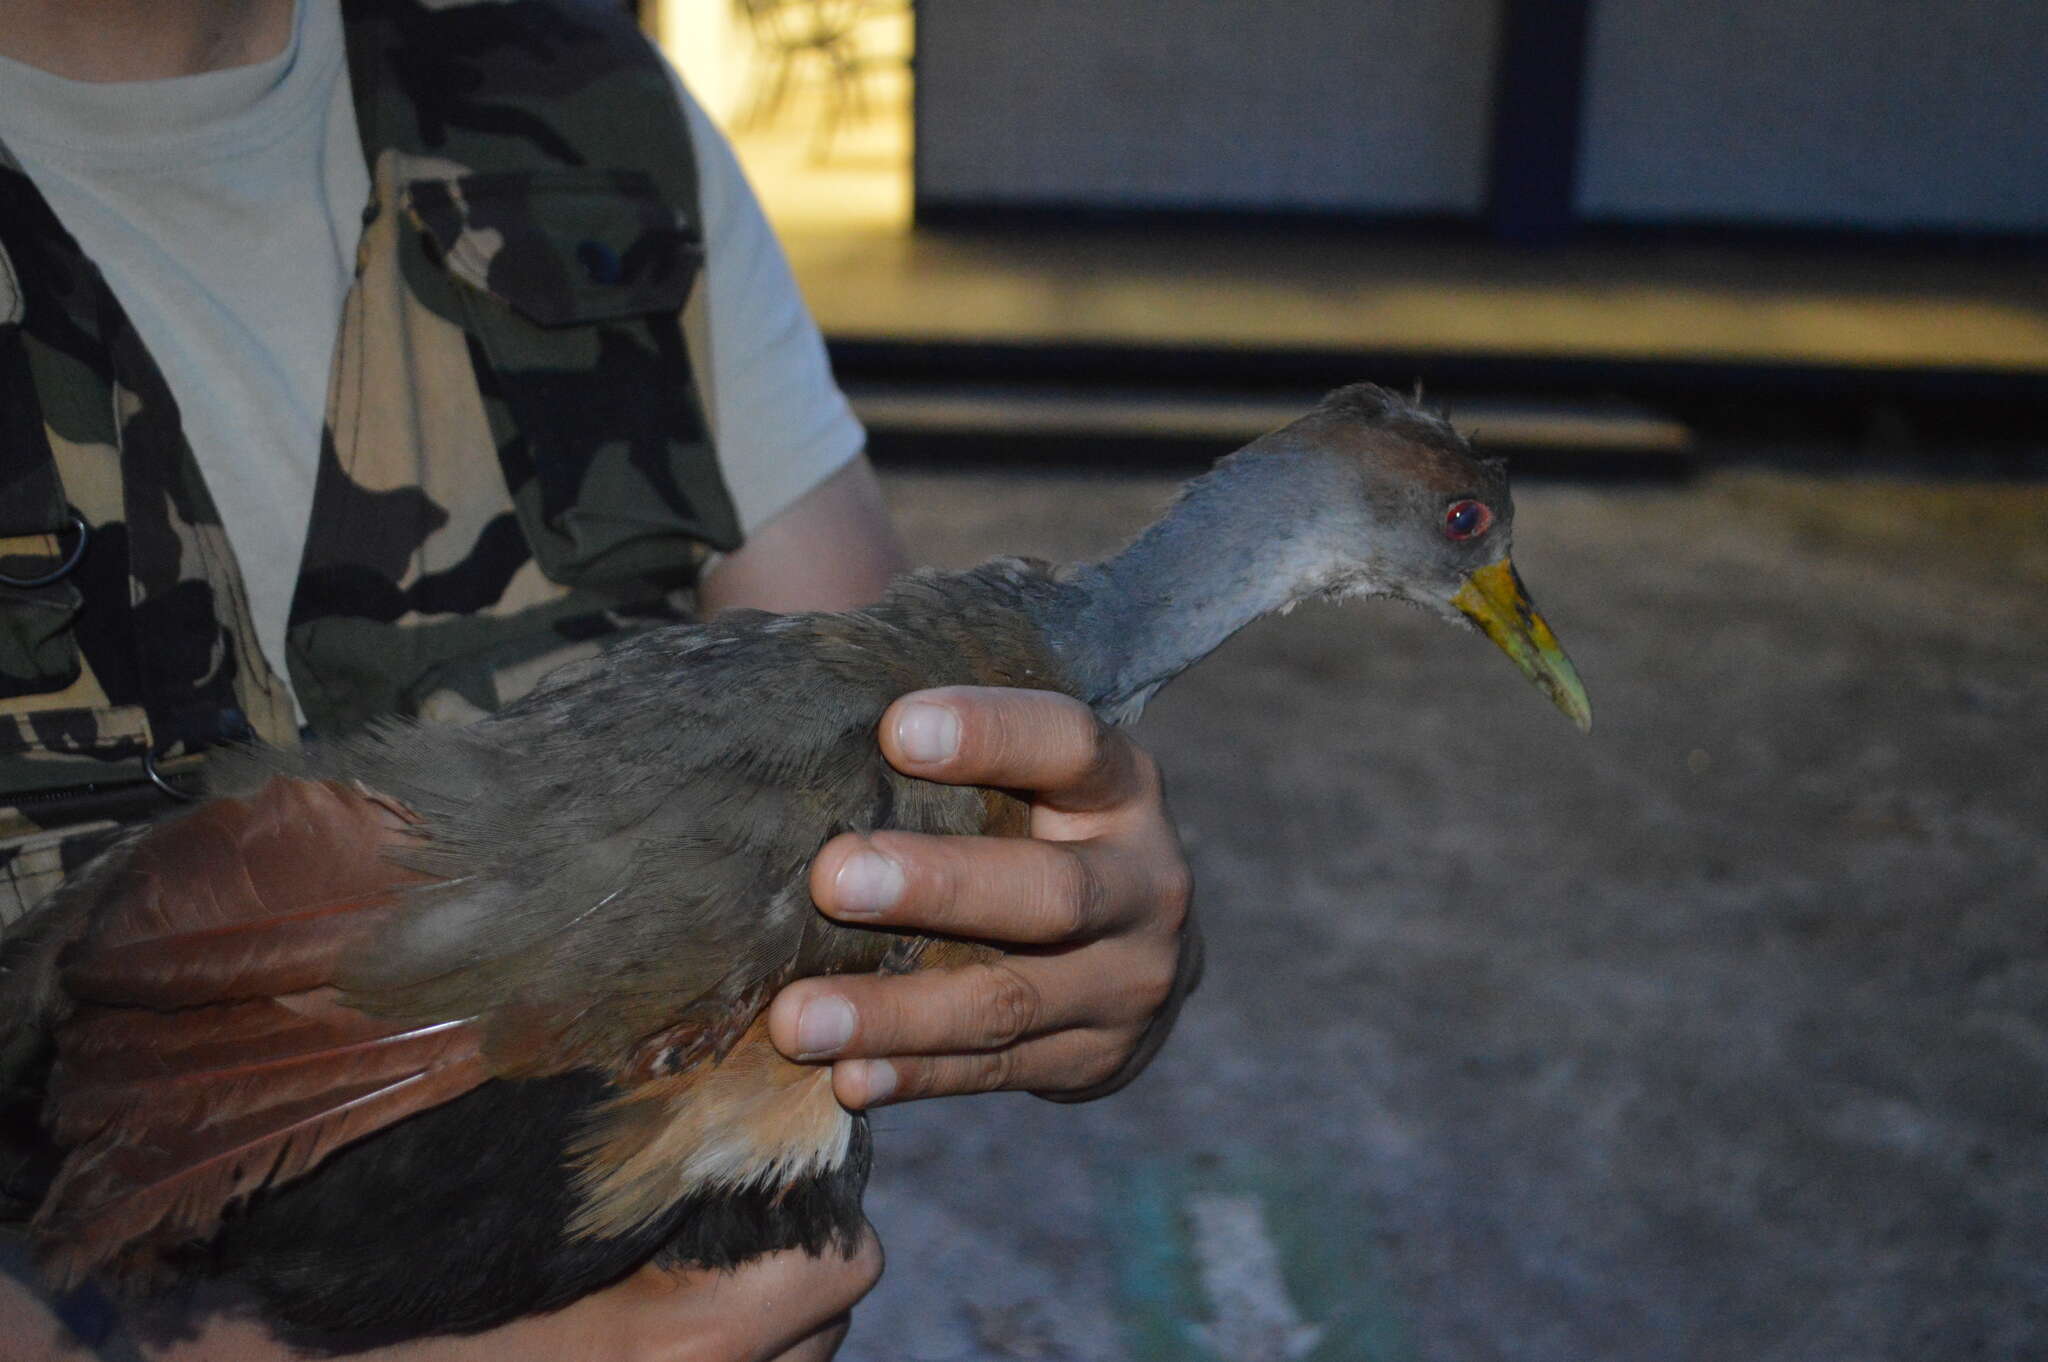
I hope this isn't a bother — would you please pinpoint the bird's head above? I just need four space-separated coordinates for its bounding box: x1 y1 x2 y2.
1235 382 1593 731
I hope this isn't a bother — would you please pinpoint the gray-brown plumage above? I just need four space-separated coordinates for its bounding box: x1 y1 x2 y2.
0 383 1589 1347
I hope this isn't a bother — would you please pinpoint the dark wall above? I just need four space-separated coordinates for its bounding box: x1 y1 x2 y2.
1579 0 2048 232
915 0 1502 216
915 0 2048 234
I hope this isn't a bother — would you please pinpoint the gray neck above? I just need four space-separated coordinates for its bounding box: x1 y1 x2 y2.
1048 456 1336 723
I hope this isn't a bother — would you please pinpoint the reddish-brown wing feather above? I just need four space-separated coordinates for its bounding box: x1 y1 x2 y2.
33 777 491 1284
63 777 428 1006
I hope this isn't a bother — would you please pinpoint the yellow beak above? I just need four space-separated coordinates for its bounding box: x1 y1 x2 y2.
1450 558 1593 733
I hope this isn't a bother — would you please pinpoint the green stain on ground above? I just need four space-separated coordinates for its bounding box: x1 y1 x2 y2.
1099 1152 1410 1362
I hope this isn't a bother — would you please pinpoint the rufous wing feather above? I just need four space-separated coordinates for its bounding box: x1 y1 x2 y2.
61 777 430 1006
31 777 492 1283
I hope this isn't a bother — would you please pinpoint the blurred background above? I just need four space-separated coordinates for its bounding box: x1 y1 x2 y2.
646 4 2047 1359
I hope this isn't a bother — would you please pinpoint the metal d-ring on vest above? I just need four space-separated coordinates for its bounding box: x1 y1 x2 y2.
0 509 88 588
142 748 198 803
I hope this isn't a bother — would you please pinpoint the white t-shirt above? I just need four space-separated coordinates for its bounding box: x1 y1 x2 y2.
0 0 863 705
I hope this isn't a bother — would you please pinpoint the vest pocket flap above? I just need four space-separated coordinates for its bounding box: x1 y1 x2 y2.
0 531 83 699
0 590 81 698
402 170 702 327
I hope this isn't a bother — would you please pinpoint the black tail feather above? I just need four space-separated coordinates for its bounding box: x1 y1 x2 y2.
142 1071 869 1352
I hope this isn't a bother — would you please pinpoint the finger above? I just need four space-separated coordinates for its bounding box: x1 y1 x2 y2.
463 1224 881 1362
772 936 1177 1064
771 955 1108 1063
710 1232 879 1362
1044 916 1206 1105
765 1315 855 1362
832 1028 1132 1108
651 1225 879 1360
879 687 1147 814
809 828 1156 941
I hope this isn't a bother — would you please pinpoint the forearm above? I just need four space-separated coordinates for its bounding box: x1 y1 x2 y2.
698 456 908 617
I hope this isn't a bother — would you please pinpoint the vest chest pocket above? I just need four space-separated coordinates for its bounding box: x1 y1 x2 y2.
0 548 82 699
0 335 84 700
401 169 743 590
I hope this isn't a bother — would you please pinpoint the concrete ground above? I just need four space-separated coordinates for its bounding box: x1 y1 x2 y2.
837 461 2048 1362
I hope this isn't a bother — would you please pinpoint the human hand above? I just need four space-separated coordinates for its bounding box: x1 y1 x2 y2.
768 687 1201 1107
15 1228 883 1362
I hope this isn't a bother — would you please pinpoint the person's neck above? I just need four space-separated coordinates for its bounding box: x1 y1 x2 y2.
0 0 293 82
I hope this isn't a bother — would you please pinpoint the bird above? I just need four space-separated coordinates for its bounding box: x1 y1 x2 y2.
0 382 1589 1349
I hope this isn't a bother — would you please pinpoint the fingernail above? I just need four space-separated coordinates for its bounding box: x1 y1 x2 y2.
795 997 857 1059
833 850 904 916
894 702 960 764
849 1058 898 1107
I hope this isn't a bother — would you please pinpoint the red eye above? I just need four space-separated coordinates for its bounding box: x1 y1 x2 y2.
1444 499 1493 541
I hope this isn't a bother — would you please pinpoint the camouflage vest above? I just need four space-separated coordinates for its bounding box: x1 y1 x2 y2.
0 0 743 920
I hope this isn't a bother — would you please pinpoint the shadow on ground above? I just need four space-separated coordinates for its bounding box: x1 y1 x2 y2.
838 464 2048 1362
